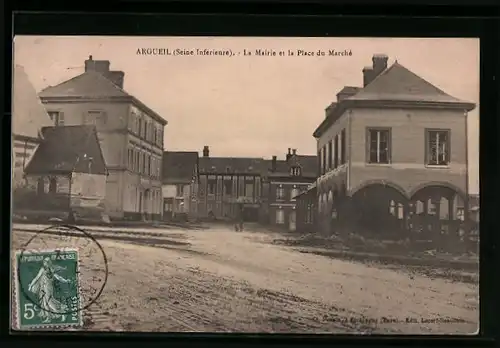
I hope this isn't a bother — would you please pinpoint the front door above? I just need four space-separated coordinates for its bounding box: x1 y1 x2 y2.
289 210 296 232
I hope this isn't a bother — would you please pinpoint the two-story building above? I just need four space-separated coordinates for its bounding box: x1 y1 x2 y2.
265 148 317 231
197 146 267 222
313 54 476 241
12 65 53 190
38 56 168 221
162 151 199 221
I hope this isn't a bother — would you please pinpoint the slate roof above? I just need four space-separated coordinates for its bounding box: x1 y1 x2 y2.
346 62 475 108
269 154 318 178
314 59 476 138
24 125 107 175
199 157 268 175
162 151 199 184
12 65 53 139
38 70 167 125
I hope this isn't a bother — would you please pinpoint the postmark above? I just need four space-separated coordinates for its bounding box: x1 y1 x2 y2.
13 224 108 330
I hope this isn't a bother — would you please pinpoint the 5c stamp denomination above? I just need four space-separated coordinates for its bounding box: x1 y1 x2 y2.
15 248 82 329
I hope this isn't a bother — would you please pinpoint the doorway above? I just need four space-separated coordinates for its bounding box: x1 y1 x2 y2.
289 210 296 232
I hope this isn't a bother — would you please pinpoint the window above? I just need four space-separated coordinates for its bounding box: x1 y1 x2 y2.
276 209 285 224
134 150 139 172
48 111 64 126
85 111 106 127
322 146 326 174
208 181 216 195
276 186 285 200
224 181 232 195
245 183 254 198
139 152 144 174
176 185 184 197
138 118 143 137
317 150 321 176
427 129 450 166
340 129 346 164
327 140 333 169
128 148 133 169
291 188 299 201
49 177 57 193
290 167 301 176
334 134 339 168
368 128 391 164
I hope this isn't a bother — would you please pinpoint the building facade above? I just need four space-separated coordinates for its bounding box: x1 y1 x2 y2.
313 54 476 240
162 151 199 220
197 146 267 221
12 65 54 189
265 148 317 231
38 56 167 221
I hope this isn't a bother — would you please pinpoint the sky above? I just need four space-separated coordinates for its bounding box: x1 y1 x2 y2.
13 36 479 193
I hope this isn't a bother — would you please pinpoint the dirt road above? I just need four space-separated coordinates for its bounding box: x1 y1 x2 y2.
11 223 479 334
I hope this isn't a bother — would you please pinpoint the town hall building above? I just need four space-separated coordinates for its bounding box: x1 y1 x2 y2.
312 54 475 241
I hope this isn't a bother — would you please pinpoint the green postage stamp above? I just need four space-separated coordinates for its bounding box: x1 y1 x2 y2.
14 248 83 329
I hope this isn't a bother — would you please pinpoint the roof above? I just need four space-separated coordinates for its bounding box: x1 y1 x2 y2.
199 157 268 175
12 65 53 139
162 151 198 184
38 71 167 125
314 60 476 138
346 62 475 107
24 125 107 175
269 154 317 178
337 86 361 96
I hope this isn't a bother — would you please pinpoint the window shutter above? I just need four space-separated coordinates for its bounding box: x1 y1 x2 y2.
365 128 370 163
424 129 429 165
446 130 451 163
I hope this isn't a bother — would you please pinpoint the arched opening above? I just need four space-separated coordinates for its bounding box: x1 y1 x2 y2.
409 185 465 248
351 183 408 237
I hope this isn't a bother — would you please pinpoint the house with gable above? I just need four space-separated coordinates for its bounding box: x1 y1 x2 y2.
162 151 199 221
12 65 54 189
264 148 317 231
38 56 167 221
313 53 476 241
15 125 107 220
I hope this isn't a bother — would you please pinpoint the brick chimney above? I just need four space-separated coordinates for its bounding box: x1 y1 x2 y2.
292 149 297 156
362 66 375 87
362 54 389 87
372 54 389 75
85 55 110 74
286 148 292 161
271 156 277 172
203 146 209 157
84 55 125 89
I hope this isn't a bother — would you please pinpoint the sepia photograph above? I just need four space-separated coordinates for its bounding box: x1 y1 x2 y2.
10 36 479 335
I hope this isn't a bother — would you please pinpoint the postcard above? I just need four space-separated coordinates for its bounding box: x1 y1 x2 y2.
11 36 479 334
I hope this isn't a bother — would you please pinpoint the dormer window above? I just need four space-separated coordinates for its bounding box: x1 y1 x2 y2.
290 167 301 176
225 166 231 173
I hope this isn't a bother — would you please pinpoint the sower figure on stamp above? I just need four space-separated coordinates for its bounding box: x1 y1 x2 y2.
28 258 72 323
